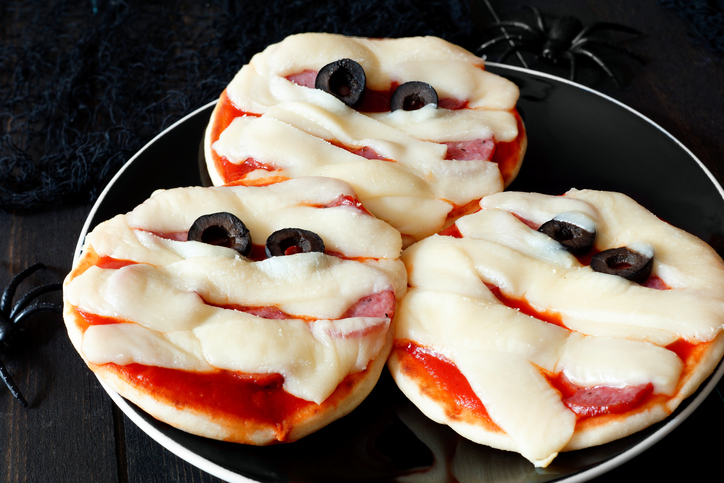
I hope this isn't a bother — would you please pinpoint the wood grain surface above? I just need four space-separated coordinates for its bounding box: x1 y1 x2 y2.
1 1 723 482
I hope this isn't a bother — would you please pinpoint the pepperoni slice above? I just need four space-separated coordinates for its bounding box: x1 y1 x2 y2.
557 374 654 418
341 290 395 319
444 138 496 161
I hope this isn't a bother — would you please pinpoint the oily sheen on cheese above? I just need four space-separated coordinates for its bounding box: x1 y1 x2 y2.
63 177 407 443
389 189 724 467
205 33 526 244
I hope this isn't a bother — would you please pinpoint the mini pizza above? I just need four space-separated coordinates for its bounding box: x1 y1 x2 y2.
204 32 527 246
63 176 407 444
388 189 724 467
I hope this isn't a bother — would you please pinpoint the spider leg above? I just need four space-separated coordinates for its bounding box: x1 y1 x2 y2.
562 51 577 81
572 37 645 63
9 282 62 320
486 20 540 36
497 40 540 62
572 22 642 44
572 47 623 87
0 263 47 317
498 45 525 64
0 358 28 407
524 5 548 33
479 34 529 52
11 302 63 327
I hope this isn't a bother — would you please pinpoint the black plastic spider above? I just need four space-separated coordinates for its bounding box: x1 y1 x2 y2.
0 263 62 407
479 6 643 86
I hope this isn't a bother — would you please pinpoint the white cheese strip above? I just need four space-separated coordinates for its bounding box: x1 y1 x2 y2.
556 333 682 395
366 104 518 143
227 33 519 113
396 289 569 371
453 349 576 468
85 215 238 266
70 251 392 323
194 316 389 403
67 263 391 403
82 324 213 372
166 253 392 319
455 209 581 269
480 191 601 228
553 210 597 234
122 178 402 260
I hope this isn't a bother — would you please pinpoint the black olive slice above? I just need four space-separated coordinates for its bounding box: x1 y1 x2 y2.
265 228 325 258
188 212 252 257
315 59 366 107
538 219 595 255
390 81 439 111
590 247 653 284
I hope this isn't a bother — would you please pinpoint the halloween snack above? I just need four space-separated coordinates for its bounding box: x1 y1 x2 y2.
204 32 527 245
63 177 406 444
388 189 724 466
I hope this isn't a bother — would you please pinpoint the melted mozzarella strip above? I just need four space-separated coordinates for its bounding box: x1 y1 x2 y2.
123 177 402 260
397 189 724 466
68 179 406 404
68 263 390 403
210 33 522 240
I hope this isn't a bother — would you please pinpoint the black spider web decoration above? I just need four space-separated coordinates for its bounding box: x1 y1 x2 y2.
0 0 479 212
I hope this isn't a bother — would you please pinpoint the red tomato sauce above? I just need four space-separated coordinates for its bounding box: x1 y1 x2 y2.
438 223 463 238
105 362 312 427
485 283 567 328
76 308 128 327
394 340 496 426
209 91 267 184
545 371 654 419
318 193 373 216
490 109 525 185
95 256 138 270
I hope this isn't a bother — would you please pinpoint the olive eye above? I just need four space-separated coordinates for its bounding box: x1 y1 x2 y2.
188 212 252 257
590 246 653 283
315 59 366 107
390 81 438 111
265 228 325 258
538 219 595 255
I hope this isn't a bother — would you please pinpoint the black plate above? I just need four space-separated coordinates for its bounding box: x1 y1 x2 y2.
76 64 724 483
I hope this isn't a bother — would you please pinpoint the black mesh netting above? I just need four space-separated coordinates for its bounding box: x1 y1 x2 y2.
0 0 480 212
659 0 724 52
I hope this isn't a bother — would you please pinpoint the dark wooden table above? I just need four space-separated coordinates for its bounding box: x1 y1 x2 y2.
2 1 723 481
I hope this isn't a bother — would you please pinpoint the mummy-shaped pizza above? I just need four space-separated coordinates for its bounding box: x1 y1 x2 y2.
388 189 724 467
63 177 406 444
204 33 527 245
